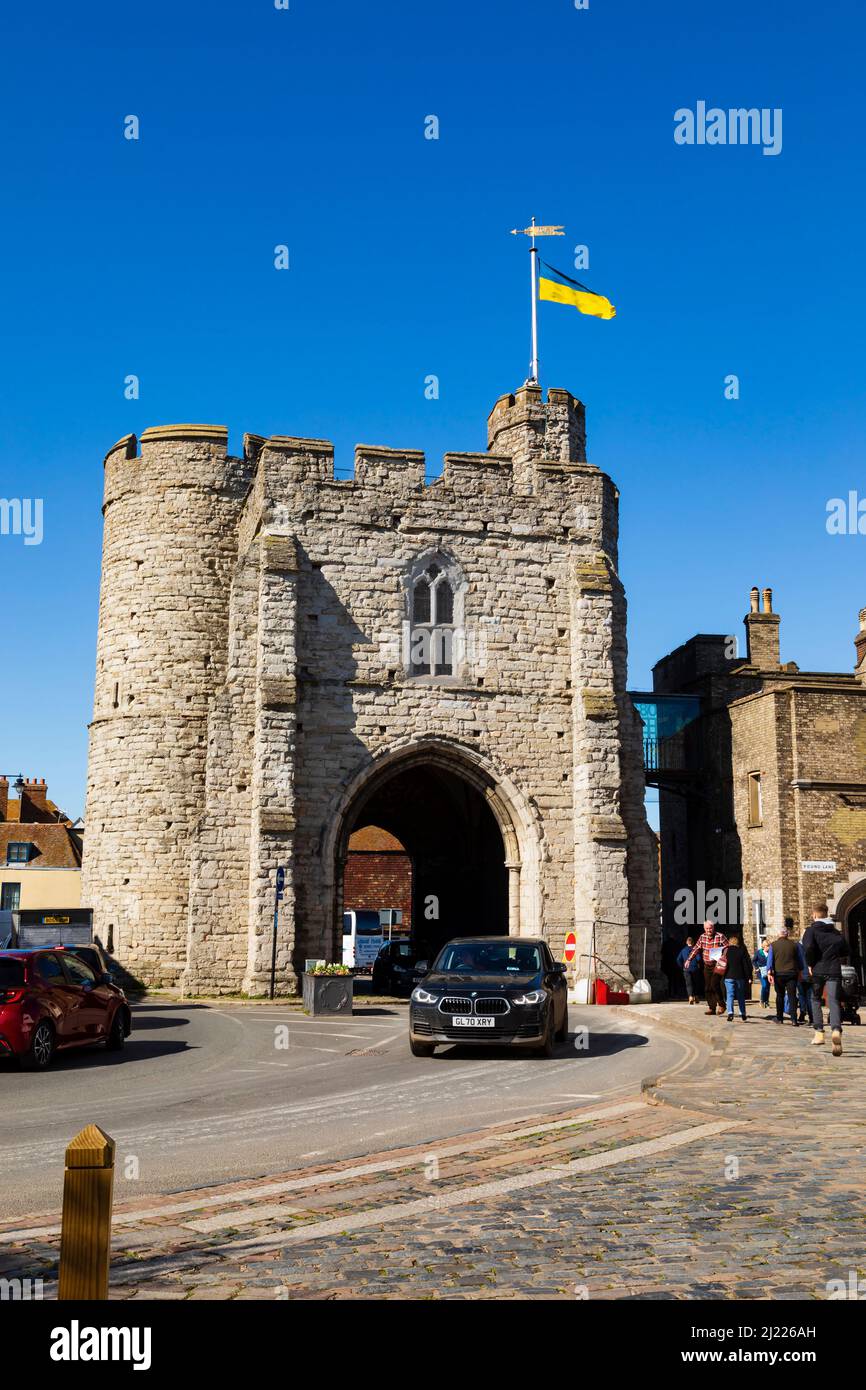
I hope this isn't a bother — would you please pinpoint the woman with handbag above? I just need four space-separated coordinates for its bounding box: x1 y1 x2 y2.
723 933 753 1021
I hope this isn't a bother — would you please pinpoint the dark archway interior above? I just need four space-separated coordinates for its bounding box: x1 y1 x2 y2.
846 898 866 985
344 763 509 958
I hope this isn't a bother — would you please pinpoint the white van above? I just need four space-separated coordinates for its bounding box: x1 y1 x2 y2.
342 910 385 972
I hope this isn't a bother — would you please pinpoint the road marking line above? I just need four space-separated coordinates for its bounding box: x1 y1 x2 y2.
351 1030 403 1050
0 1099 646 1243
0 1065 636 1168
287 1030 377 1040
224 1120 739 1252
0 1068 637 1171
188 1202 307 1233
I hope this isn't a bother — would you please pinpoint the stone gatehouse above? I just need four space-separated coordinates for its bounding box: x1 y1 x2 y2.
81 384 659 994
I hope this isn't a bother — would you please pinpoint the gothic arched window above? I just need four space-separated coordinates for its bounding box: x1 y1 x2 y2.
413 577 431 625
406 554 463 678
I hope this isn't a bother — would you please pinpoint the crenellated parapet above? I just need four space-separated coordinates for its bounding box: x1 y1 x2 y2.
487 383 587 468
101 424 251 513
354 444 426 492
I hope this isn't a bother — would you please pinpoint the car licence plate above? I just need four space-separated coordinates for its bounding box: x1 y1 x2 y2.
452 1016 495 1027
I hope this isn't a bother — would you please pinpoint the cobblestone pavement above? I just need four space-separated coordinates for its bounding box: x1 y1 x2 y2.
2 1002 863 1300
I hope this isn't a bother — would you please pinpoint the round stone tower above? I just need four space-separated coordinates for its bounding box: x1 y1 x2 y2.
487 383 587 479
81 425 253 986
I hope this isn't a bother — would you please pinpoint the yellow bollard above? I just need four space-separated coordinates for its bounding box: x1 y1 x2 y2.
57 1124 115 1301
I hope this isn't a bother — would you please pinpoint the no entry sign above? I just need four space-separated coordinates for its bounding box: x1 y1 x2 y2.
564 931 577 964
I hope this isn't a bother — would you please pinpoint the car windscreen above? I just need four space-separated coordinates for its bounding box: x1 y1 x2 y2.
352 912 383 935
0 959 25 987
434 943 542 974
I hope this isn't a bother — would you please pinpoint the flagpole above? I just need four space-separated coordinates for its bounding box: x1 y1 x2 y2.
529 216 539 383
510 219 564 386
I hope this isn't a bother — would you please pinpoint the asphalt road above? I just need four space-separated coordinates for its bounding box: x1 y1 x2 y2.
0 1000 692 1218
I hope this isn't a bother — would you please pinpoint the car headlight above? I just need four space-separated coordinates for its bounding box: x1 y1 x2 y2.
512 990 545 1005
411 987 439 1004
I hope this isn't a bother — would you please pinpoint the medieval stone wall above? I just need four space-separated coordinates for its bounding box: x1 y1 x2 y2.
81 387 659 994
81 427 253 987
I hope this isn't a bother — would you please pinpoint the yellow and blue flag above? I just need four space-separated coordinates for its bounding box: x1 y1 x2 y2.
538 260 616 320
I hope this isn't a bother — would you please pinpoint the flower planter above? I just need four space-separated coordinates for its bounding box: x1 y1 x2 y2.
302 972 354 1017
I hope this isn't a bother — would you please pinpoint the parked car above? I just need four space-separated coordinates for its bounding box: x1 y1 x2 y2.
409 936 568 1057
55 944 132 1035
54 939 127 995
0 949 131 1070
371 939 423 996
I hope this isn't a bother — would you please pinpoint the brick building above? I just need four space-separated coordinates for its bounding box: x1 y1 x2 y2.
0 778 83 925
651 589 866 982
343 825 412 930
81 384 660 994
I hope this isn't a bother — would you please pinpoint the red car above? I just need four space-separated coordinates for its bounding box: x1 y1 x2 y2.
0 949 130 1070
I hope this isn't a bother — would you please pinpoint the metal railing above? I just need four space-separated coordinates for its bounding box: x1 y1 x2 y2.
571 919 654 1001
643 737 690 772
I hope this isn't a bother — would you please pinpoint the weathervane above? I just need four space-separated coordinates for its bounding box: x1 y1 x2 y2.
510 217 565 384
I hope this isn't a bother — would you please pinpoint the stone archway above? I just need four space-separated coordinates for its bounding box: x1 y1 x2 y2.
830 875 866 986
323 740 542 958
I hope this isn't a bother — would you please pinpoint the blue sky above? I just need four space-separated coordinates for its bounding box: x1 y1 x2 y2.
1 0 864 819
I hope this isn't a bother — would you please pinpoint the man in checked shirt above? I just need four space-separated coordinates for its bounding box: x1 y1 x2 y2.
686 920 729 1016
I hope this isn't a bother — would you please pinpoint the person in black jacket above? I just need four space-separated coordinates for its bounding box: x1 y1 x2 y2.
802 902 849 1056
723 933 753 1021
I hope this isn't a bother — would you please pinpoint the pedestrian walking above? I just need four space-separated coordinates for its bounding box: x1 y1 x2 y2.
767 924 806 1026
723 933 752 1021
752 941 770 1008
687 921 729 1016
677 936 703 1003
803 903 849 1057
797 964 812 1023
781 915 812 1021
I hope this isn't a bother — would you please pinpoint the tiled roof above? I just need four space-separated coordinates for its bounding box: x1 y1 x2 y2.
5 796 68 824
0 822 82 868
348 825 407 853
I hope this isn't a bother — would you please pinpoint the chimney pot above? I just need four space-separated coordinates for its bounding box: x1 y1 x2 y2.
744 587 781 668
18 778 49 821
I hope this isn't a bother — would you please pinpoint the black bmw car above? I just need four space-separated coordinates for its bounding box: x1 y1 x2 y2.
409 937 568 1057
